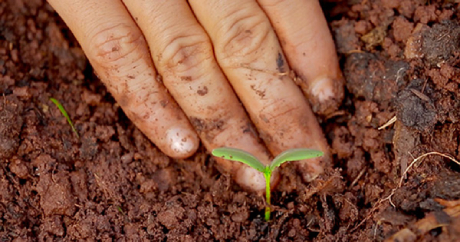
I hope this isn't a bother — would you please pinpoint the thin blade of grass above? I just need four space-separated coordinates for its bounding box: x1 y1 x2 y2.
270 148 323 170
212 147 265 172
50 97 79 138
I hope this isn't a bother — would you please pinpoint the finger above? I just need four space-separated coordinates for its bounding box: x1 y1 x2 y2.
122 0 277 192
47 0 199 158
189 0 330 182
258 0 345 116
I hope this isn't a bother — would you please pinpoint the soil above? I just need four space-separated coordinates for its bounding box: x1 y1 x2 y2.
1 0 460 241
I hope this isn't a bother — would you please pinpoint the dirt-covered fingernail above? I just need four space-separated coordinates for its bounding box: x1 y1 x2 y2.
165 127 199 159
309 76 344 115
311 77 335 102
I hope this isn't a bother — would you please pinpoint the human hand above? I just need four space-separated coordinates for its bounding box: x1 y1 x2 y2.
47 0 344 192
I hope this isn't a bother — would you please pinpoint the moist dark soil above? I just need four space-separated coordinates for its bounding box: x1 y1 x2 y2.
1 0 460 241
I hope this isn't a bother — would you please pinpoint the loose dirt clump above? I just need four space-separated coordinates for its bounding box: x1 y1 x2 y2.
1 0 460 241
0 95 23 160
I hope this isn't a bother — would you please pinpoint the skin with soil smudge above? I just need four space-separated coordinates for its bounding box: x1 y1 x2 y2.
1 0 460 241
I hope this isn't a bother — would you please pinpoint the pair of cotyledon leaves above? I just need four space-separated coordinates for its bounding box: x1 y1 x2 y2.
212 147 324 173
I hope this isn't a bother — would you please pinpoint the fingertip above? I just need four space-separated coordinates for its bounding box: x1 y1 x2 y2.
297 152 331 183
311 77 335 103
234 165 280 194
235 166 266 193
309 75 345 115
164 127 200 159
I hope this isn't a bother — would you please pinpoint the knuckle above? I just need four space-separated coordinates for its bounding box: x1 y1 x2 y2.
218 13 272 59
159 34 213 77
89 24 147 68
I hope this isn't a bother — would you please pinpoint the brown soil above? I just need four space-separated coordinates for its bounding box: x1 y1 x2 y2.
1 0 460 241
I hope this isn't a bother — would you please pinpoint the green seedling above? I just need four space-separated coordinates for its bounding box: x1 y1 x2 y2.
50 97 79 138
212 147 324 221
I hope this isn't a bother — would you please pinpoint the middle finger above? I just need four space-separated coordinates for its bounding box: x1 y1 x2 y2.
190 0 330 181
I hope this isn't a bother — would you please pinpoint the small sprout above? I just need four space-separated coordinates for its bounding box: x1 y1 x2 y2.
212 147 324 221
49 97 79 138
116 205 127 220
116 206 124 214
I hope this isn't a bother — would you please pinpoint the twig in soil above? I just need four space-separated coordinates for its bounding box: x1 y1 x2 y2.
410 88 430 102
421 78 429 93
325 110 347 120
373 220 382 241
395 67 407 84
397 151 460 188
302 173 342 201
49 97 79 138
350 196 389 233
351 151 460 232
350 168 366 188
345 49 364 55
378 116 397 130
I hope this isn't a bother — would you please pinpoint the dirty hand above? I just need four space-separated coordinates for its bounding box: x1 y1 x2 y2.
48 0 344 192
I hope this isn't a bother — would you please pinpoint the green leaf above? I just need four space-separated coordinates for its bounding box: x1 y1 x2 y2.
270 148 323 170
212 147 265 172
50 97 79 138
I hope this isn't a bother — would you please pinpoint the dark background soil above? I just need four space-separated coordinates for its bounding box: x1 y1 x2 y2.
1 0 460 241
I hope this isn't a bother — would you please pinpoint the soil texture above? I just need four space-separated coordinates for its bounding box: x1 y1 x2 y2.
1 0 460 241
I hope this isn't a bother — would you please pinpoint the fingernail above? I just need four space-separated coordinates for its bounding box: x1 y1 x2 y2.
166 127 199 158
309 76 344 115
310 77 335 102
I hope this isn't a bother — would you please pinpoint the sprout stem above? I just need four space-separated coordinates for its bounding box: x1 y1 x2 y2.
264 169 271 221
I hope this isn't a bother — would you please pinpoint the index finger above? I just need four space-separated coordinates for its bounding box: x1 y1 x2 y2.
48 0 200 158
